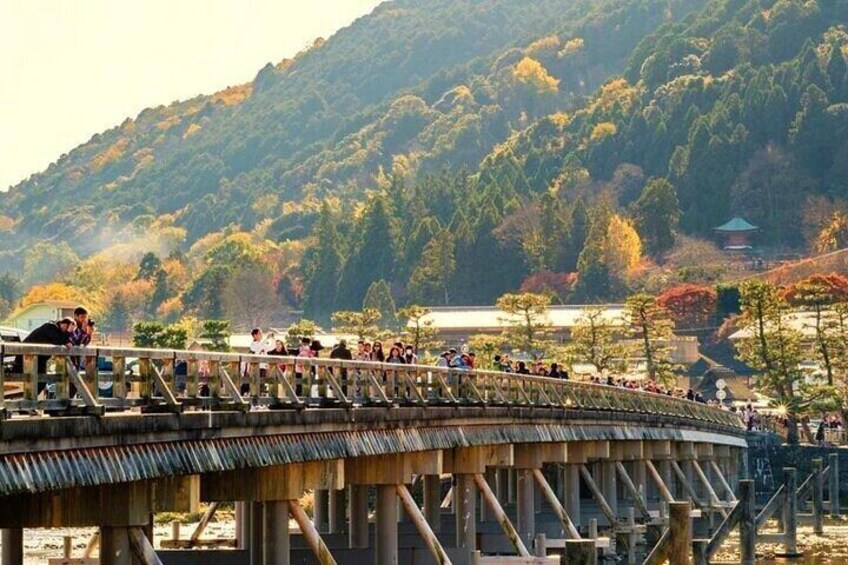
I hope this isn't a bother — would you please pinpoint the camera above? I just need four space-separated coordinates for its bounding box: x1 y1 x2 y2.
88 320 96 327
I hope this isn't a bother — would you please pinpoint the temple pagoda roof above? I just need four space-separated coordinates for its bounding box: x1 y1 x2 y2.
714 217 759 233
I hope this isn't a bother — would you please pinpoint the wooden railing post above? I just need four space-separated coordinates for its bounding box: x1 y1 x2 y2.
829 453 840 518
812 458 824 535
740 479 756 565
783 467 798 556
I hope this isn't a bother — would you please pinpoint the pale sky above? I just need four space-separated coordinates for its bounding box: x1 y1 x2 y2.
0 0 383 191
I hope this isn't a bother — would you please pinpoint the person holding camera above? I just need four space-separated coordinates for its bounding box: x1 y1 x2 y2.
70 306 95 347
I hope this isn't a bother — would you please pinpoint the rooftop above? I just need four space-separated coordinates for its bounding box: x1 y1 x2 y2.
414 304 629 331
714 217 759 233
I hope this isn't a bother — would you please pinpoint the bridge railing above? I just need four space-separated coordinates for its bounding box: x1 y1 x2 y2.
0 343 742 428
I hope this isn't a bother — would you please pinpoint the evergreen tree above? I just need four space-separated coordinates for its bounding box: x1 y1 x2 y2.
633 178 680 259
567 306 627 372
735 280 805 444
363 279 397 328
338 198 396 309
826 44 847 100
564 198 589 272
398 305 443 354
625 293 675 385
136 252 163 281
496 292 553 354
574 201 612 301
331 309 383 341
302 202 344 318
409 229 456 305
201 320 231 352
132 321 165 348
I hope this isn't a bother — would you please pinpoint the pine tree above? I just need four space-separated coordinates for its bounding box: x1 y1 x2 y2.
398 305 443 354
633 178 680 259
568 306 627 372
338 198 397 309
409 229 456 305
496 292 553 354
574 201 612 301
625 293 675 385
827 45 848 100
735 280 805 444
363 279 397 328
564 198 589 272
302 202 344 318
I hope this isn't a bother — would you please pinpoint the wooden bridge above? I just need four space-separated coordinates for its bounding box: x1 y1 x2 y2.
0 343 748 565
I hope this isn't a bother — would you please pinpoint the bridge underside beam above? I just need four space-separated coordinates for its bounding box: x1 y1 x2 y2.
0 476 198 528
202 460 344 502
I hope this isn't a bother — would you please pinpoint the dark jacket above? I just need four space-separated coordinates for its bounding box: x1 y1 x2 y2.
330 345 353 361
24 322 71 346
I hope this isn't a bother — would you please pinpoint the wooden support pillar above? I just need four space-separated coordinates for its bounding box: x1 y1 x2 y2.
829 453 841 518
349 485 369 549
480 469 495 522
709 459 737 502
250 502 263 565
565 539 597 565
396 485 452 565
740 479 756 565
565 464 581 527
517 469 535 548
615 462 650 518
288 499 337 565
100 527 132 565
495 469 508 501
474 474 530 557
264 500 290 565
532 469 580 539
668 502 691 565
236 501 249 550
1 529 23 565
423 475 441 532
508 468 517 505
813 458 824 535
455 474 476 552
314 489 329 533
328 489 346 534
783 467 798 556
633 460 647 503
127 528 163 565
376 485 398 565
579 464 617 527
602 461 618 519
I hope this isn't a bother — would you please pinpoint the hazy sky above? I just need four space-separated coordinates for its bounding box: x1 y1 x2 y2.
0 0 383 190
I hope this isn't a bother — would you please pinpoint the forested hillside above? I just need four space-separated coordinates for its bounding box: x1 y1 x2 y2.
3 0 848 329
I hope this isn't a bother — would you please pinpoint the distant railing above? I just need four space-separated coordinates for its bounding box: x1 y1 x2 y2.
0 343 743 429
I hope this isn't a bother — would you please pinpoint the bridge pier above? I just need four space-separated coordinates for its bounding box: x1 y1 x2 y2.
1 529 23 565
423 475 441 532
263 500 290 565
375 485 398 565
348 485 369 548
100 527 133 565
565 463 582 527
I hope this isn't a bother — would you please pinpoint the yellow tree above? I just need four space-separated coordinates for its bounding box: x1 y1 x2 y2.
603 214 642 275
496 292 553 354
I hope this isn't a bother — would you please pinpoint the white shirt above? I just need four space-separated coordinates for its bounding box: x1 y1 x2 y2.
249 338 271 370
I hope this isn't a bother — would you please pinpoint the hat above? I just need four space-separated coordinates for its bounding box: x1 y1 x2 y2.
310 340 324 351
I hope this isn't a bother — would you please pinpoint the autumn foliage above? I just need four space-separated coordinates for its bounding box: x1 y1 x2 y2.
656 284 718 329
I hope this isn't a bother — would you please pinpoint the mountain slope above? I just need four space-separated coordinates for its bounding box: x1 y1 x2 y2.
0 0 701 257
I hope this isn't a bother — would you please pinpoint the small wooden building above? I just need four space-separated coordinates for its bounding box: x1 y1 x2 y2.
714 217 759 250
